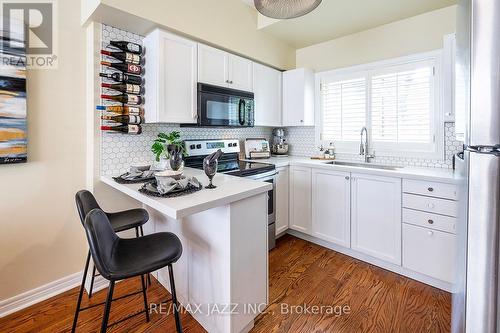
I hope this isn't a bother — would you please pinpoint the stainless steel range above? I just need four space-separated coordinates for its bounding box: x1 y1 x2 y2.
184 139 276 250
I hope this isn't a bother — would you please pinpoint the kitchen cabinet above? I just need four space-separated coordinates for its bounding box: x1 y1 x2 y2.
198 43 253 91
143 29 198 124
311 169 351 247
403 223 455 283
351 173 402 265
282 68 315 126
289 166 311 234
275 166 289 235
254 63 282 127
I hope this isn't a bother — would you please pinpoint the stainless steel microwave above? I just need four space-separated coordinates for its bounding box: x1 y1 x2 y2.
194 83 254 127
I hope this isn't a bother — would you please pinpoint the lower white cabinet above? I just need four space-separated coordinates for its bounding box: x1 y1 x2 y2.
351 173 402 265
311 169 351 247
289 166 312 234
403 223 455 283
275 167 289 235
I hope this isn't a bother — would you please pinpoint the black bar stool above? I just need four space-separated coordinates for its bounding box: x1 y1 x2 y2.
82 208 183 333
72 190 150 332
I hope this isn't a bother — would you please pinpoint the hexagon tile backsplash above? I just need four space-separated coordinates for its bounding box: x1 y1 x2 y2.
285 122 463 169
100 24 463 176
101 124 273 176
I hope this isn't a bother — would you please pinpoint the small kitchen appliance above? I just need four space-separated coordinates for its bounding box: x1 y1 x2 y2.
244 138 271 159
186 83 254 127
271 128 289 156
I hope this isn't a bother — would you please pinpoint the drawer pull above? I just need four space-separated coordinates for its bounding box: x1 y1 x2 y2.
428 187 434 192
345 176 350 180
428 219 434 224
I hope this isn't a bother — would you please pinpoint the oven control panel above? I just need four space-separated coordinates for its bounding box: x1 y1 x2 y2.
184 139 240 157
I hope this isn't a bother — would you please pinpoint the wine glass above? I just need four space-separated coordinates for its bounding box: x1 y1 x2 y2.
203 159 218 189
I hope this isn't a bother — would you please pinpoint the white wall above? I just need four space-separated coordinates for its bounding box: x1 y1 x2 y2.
296 6 456 71
0 0 88 300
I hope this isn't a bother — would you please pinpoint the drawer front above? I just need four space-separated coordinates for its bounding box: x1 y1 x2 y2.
403 224 455 283
403 193 458 217
403 179 458 200
403 208 457 234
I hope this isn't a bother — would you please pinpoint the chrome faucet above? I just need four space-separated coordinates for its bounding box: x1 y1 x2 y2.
359 127 375 163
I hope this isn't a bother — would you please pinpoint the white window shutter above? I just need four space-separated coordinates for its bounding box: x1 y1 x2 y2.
320 77 366 142
371 66 433 144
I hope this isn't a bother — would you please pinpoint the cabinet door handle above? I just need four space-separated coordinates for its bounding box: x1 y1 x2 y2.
345 176 350 180
428 219 434 224
300 119 304 123
427 187 434 192
427 231 434 236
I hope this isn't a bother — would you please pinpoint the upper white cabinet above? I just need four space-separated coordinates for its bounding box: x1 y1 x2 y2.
289 166 312 234
197 44 228 87
198 43 253 92
282 68 315 126
229 54 253 91
275 166 289 235
254 63 282 127
351 173 402 265
143 29 197 124
312 169 351 247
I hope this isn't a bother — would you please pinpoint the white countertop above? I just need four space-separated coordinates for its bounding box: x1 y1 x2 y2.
245 156 458 183
101 167 272 220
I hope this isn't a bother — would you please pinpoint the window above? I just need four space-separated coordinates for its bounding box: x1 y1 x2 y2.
316 51 443 158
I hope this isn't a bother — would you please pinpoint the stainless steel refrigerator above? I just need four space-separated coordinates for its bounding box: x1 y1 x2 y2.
452 0 500 332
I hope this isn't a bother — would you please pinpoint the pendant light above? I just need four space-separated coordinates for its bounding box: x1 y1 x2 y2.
254 0 322 19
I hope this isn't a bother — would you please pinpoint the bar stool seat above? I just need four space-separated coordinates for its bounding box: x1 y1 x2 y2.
98 232 182 280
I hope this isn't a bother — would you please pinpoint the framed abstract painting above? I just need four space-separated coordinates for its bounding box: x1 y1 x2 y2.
0 18 27 164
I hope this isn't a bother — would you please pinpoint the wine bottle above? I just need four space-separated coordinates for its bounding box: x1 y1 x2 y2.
101 124 142 134
101 61 143 75
96 105 144 116
99 72 142 85
101 93 142 105
101 50 142 65
109 41 143 55
101 83 143 94
101 114 143 124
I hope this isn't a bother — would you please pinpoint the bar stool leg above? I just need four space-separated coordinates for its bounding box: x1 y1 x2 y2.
140 226 152 287
71 250 91 333
100 280 115 333
168 264 183 333
140 275 150 322
88 265 97 298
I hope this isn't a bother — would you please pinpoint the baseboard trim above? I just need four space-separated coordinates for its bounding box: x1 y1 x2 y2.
0 272 82 318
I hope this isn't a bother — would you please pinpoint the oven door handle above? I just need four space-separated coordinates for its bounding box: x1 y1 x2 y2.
238 99 246 126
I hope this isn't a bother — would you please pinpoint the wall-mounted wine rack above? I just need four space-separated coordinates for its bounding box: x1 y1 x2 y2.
98 38 145 135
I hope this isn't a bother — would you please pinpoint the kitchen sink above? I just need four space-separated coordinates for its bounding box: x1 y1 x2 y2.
324 161 402 170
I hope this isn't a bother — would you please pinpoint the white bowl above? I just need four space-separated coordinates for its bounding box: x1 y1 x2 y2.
155 170 183 180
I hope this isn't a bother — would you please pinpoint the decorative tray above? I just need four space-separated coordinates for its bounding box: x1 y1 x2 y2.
138 180 203 198
113 172 155 184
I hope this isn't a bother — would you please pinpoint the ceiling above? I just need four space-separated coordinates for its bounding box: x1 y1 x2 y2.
243 0 457 49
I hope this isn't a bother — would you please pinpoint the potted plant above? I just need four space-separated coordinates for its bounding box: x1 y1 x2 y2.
151 131 187 171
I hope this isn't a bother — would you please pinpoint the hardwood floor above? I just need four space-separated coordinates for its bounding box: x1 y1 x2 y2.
0 235 451 333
